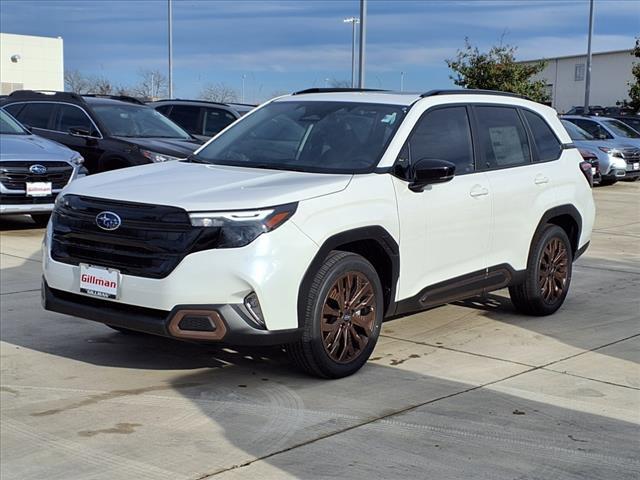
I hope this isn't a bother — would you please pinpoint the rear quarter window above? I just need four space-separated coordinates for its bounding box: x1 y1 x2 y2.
522 110 562 162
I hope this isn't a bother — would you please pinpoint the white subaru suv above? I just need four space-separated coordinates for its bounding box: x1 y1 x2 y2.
42 89 595 378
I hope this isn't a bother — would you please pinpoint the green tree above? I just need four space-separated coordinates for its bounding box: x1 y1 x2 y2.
446 38 549 103
628 38 640 111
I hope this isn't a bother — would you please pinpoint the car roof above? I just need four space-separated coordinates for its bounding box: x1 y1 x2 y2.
150 99 256 110
273 89 545 110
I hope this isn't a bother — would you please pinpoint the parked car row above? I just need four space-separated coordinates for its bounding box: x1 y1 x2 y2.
561 115 640 185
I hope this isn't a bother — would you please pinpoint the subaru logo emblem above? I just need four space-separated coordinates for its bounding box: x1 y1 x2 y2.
95 211 121 231
29 164 47 175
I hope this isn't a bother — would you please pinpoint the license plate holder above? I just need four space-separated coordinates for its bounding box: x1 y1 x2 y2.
79 264 120 299
26 182 52 197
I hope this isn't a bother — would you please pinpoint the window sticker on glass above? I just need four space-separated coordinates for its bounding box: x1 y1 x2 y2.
382 112 397 124
489 126 522 165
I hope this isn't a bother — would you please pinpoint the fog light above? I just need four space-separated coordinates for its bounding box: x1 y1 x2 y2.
244 292 265 327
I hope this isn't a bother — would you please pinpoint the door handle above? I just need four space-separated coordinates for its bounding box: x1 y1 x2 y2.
534 174 549 185
469 185 489 197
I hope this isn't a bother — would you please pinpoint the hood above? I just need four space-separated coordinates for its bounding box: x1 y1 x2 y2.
0 134 77 161
113 136 202 157
571 138 637 150
63 161 353 211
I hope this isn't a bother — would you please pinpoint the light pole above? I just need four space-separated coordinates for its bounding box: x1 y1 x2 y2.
343 17 359 88
400 71 404 92
241 74 246 103
358 0 367 88
168 0 173 98
584 0 594 111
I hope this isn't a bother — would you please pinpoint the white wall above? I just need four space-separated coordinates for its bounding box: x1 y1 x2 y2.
0 33 64 95
527 50 634 113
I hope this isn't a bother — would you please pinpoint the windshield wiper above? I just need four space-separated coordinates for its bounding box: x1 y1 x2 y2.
184 155 211 164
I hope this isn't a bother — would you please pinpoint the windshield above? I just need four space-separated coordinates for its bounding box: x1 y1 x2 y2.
602 119 640 138
193 101 407 173
92 104 191 139
0 109 29 135
561 120 594 140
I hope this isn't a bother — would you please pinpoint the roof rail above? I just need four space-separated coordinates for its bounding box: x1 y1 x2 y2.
83 94 145 105
292 88 388 95
420 89 529 100
7 90 86 103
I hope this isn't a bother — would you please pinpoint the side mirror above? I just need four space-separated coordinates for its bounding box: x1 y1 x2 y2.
69 127 92 137
409 158 456 192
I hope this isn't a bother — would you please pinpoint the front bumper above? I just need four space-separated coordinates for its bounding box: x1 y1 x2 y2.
43 219 318 332
42 280 301 345
0 200 55 215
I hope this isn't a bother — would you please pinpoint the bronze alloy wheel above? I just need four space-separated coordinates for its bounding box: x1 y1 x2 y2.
539 237 569 304
321 271 376 363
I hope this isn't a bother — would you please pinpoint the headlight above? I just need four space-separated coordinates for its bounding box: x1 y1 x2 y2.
598 147 623 158
141 149 185 163
189 203 297 248
70 153 84 166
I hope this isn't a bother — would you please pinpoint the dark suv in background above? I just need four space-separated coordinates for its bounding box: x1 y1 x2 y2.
1 91 202 174
149 99 255 141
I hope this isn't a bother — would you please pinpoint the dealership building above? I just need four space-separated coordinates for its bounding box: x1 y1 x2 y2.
0 33 64 95
524 49 635 113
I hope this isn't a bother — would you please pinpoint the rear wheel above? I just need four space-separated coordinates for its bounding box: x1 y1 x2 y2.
509 225 572 316
30 213 51 227
599 177 617 186
288 251 383 378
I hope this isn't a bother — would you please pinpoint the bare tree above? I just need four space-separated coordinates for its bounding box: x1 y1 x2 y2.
328 79 351 88
88 76 114 95
64 69 91 93
269 90 290 99
199 83 238 103
132 69 169 100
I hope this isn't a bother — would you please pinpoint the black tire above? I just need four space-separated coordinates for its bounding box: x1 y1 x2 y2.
287 251 383 378
509 224 573 316
623 176 640 182
30 213 51 227
600 178 617 186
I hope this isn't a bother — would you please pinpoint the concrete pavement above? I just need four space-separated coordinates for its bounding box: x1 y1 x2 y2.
1 182 638 479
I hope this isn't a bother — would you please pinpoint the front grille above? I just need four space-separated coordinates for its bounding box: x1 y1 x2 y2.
51 195 221 279
622 148 640 162
0 161 73 191
1 193 58 204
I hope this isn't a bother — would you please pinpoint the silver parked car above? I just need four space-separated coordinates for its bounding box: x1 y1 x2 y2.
561 119 640 185
0 109 86 225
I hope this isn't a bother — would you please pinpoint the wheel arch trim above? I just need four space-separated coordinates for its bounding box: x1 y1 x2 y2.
297 226 400 326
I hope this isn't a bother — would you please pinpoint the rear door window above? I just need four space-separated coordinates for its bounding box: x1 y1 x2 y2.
474 106 531 170
12 102 55 129
522 110 562 162
166 105 200 135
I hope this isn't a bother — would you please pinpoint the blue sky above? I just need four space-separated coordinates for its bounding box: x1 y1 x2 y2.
1 0 638 101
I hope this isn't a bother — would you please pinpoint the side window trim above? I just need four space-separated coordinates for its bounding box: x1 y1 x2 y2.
2 101 103 139
469 104 533 172
393 103 477 180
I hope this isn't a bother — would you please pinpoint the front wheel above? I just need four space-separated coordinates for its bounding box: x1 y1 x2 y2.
509 225 572 316
287 251 383 378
